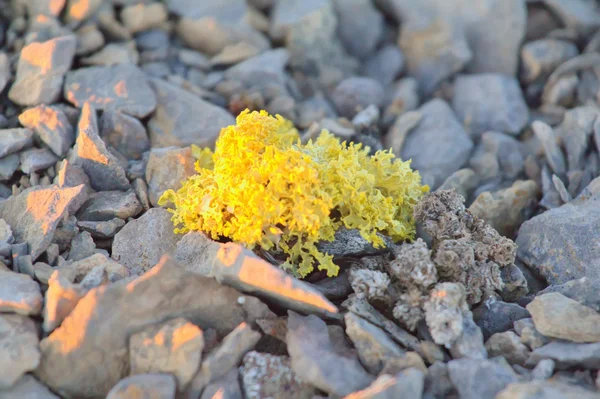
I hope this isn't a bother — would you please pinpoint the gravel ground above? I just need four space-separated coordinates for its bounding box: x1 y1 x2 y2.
0 0 600 398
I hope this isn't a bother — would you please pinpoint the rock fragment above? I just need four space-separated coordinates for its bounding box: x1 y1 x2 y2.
145 146 196 207
332 77 385 119
69 102 130 191
9 35 76 106
120 3 168 34
106 374 176 399
497 380 600 399
19 148 59 174
0 272 42 315
0 128 34 158
344 369 425 399
19 105 75 157
77 190 142 222
0 375 60 399
43 269 84 333
526 341 600 370
0 314 41 389
100 109 149 160
448 358 519 399
485 331 530 365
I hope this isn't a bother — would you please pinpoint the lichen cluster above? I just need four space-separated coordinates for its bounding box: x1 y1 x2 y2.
159 109 427 277
347 189 518 349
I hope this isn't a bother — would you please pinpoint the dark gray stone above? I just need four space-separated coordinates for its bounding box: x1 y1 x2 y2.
0 129 34 158
64 64 157 118
19 148 59 174
401 99 473 189
526 341 600 370
452 74 529 138
333 0 383 60
363 45 404 86
332 77 385 118
0 154 19 182
100 109 150 161
448 358 519 399
77 190 142 222
539 277 600 312
473 299 530 340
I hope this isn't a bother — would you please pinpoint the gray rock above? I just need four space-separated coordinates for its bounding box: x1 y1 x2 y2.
531 358 555 380
64 64 157 118
526 292 600 343
539 277 600 312
0 53 9 94
0 314 40 389
0 128 34 158
100 109 149 161
77 218 125 239
400 99 473 189
106 374 176 399
469 180 539 238
269 0 330 41
50 215 79 253
485 331 530 365
132 178 150 211
520 39 579 84
473 300 530 340
449 312 488 360
69 102 130 192
497 380 600 399
43 268 84 333
448 358 519 399
120 3 168 34
438 169 479 202
332 77 385 118
148 79 234 149
452 74 529 138
19 148 59 174
0 374 60 399
240 351 316 399
0 154 19 182
111 208 180 276
363 45 404 86
514 318 550 351
184 322 263 399
345 369 425 399
129 317 204 390
224 48 289 94
382 78 420 123
36 255 271 399
75 24 105 55
555 105 600 172
286 311 373 396
481 131 526 179
201 369 241 399
345 312 405 374
19 105 75 157
526 341 600 370
174 231 221 276
333 0 383 60
0 184 88 261
9 35 76 106
77 190 142 222
0 270 43 315
81 41 139 66
543 0 600 36
424 362 456 399
516 181 600 285
532 121 566 176
500 264 529 302
317 227 389 258
54 159 91 189
64 0 103 26
67 231 96 262
145 146 196 207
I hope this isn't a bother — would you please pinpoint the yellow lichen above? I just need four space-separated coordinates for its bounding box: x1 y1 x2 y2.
159 109 428 277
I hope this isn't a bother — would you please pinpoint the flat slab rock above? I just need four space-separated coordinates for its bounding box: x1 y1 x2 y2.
36 255 272 399
0 184 88 261
0 271 43 315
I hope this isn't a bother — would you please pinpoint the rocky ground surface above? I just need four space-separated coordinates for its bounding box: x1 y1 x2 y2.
0 0 600 398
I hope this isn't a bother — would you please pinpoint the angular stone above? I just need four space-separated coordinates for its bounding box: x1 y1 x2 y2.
333 0 383 60
217 244 338 317
77 190 142 222
485 331 530 365
36 255 271 399
448 358 519 399
343 369 425 399
69 103 130 191
200 369 242 399
0 128 34 158
81 41 139 66
130 317 204 390
64 0 103 26
240 351 316 399
111 208 180 276
543 0 600 36
0 314 41 389
516 184 600 284
0 154 19 182
77 218 125 239
9 35 76 106
363 45 404 86
400 99 473 189
497 380 600 399
43 269 84 333
473 300 530 340
514 318 550 350
0 374 60 399
184 322 262 399
69 253 129 283
0 53 9 94
332 77 385 118
100 109 149 161
539 277 600 312
526 292 600 343
75 23 105 55
224 48 289 93
452 74 529 138
345 312 405 375
120 3 168 34
174 231 221 277
469 180 539 238
19 148 59 174
286 311 373 397
148 79 234 149
145 147 196 207
106 374 176 399
66 231 95 262
0 272 39 317
0 184 88 261
54 159 91 189
64 64 156 118
526 341 600 370
19 105 75 157
520 39 579 84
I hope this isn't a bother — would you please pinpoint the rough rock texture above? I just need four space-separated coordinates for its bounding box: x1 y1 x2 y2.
0 184 88 261
0 314 41 389
526 292 600 343
106 374 176 399
111 208 181 276
145 146 196 207
19 105 75 157
448 358 519 399
526 341 600 370
36 255 271 399
0 271 43 315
